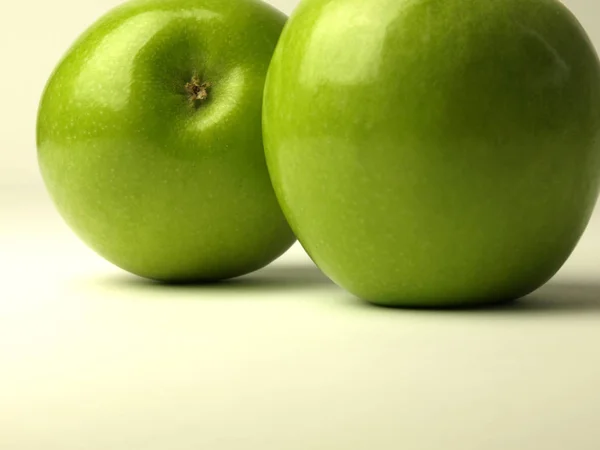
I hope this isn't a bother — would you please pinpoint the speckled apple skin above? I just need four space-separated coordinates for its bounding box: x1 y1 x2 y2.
264 0 600 306
38 0 295 281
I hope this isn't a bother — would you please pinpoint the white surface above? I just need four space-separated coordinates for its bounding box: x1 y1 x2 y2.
2 0 600 449
2 190 600 450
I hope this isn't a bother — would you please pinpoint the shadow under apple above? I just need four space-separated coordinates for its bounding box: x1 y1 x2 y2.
90 261 600 315
351 278 600 314
95 260 337 294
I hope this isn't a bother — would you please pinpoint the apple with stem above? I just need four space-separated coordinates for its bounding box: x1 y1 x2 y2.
38 0 295 281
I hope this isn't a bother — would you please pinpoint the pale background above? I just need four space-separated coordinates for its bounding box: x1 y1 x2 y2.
1 1 600 449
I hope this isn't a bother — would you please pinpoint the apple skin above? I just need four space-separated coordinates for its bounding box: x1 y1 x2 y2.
37 0 296 282
263 0 600 306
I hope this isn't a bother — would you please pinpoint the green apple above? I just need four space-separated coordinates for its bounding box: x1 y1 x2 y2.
264 0 600 306
37 0 295 281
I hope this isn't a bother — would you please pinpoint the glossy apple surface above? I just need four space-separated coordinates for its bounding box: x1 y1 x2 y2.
263 0 600 306
38 0 295 281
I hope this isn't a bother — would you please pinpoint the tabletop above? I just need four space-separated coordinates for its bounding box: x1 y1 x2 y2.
2 188 599 450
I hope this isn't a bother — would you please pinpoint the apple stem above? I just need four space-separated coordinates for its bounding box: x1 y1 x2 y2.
185 75 211 103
